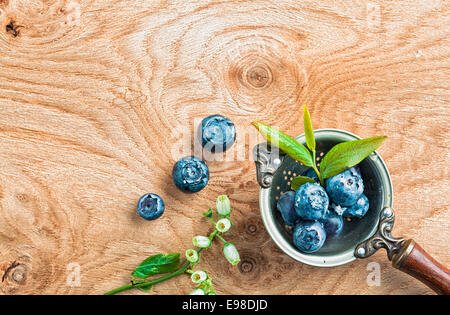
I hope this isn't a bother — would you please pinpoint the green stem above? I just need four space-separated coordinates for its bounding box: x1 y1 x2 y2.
313 165 324 187
311 151 325 187
209 229 218 240
104 260 191 295
208 217 217 226
105 230 219 295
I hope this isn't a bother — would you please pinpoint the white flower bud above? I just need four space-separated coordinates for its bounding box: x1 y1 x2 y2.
189 288 206 295
185 249 199 263
191 270 207 284
216 195 231 216
223 243 240 266
192 236 211 248
216 218 232 233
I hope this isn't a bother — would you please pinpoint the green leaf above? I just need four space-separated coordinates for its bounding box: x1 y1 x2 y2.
131 278 153 292
291 176 317 191
132 253 180 279
138 284 153 292
203 209 213 218
303 104 315 151
252 122 313 167
320 136 387 179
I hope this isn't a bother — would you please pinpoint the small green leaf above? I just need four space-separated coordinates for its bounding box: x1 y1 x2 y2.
203 209 213 218
320 136 387 179
132 253 180 279
131 279 153 292
291 176 317 191
252 122 313 167
138 284 153 292
303 104 315 152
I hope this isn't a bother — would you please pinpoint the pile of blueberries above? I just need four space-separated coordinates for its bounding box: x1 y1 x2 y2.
277 166 369 253
137 115 236 221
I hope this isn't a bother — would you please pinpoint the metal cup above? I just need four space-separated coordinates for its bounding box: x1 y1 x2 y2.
254 129 393 267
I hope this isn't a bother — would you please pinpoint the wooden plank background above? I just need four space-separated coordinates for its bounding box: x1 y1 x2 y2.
0 0 448 295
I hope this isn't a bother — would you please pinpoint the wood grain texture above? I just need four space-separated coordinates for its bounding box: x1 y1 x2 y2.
0 0 449 295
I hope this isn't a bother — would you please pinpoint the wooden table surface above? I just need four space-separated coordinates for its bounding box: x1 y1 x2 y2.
0 0 448 295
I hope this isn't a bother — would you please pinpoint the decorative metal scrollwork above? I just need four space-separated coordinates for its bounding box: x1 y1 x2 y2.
355 207 405 260
253 143 285 189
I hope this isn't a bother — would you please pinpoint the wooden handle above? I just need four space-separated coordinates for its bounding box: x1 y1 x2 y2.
392 239 450 295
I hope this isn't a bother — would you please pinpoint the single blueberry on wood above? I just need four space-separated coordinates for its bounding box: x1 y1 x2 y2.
199 115 236 153
276 190 300 226
137 193 165 220
320 209 344 238
172 156 209 193
292 221 326 253
294 182 329 220
343 193 369 219
325 166 364 207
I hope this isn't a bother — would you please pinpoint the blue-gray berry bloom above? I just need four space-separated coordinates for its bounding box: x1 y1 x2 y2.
199 115 236 153
172 156 209 193
276 190 300 226
292 221 326 253
343 193 369 219
320 209 344 238
326 167 364 207
294 183 329 220
137 193 165 220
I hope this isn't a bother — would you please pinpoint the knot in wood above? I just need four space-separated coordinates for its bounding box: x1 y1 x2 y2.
11 266 26 284
2 261 27 285
245 65 272 89
247 223 257 234
239 257 256 274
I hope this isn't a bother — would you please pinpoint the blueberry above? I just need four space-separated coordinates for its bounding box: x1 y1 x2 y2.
302 167 319 183
343 193 369 219
137 193 165 220
330 203 346 216
294 183 329 220
320 209 344 238
292 221 326 253
325 167 364 207
172 156 209 193
276 191 300 226
199 115 236 153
